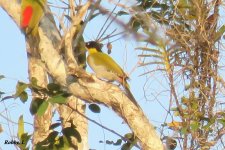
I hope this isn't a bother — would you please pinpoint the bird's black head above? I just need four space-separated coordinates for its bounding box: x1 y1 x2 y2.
85 41 103 52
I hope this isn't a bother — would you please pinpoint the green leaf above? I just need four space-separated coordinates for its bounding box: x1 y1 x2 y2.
124 133 133 139
49 123 61 130
62 127 82 143
18 133 31 150
88 104 101 113
18 115 24 139
117 11 128 16
19 91 28 103
123 132 137 148
55 136 71 150
14 82 28 98
48 131 59 143
36 139 51 150
20 133 31 147
106 140 113 145
99 139 122 146
113 139 122 145
47 83 61 93
121 143 132 150
48 95 67 104
37 101 49 116
30 98 45 115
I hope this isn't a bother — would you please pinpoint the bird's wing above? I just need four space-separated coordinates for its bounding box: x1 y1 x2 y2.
88 52 127 78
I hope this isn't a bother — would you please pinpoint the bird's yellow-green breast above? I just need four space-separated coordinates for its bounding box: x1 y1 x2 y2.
85 41 128 81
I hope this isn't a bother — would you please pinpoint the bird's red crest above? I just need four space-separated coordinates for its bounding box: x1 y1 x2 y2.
21 5 33 28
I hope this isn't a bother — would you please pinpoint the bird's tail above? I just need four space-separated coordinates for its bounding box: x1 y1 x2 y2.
123 80 139 108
